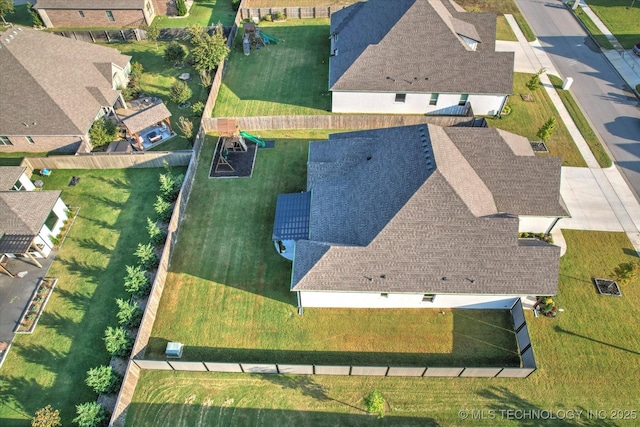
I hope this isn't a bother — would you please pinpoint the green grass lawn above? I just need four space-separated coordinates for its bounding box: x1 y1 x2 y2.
152 0 236 27
212 19 331 117
586 0 640 49
109 40 209 149
496 15 517 41
0 168 163 426
455 0 536 42
146 130 519 366
487 73 586 167
0 152 49 166
126 230 640 426
548 74 612 168
570 3 615 50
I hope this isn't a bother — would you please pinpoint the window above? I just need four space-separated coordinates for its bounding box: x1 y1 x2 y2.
0 136 12 146
146 2 153 13
78 10 84 17
395 93 406 103
458 94 469 106
26 136 35 144
44 210 59 231
106 10 115 21
12 181 24 191
429 93 439 106
422 294 436 302
380 293 389 298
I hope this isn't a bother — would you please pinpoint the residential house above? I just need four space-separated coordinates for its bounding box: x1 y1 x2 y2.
273 125 569 309
34 0 163 28
329 0 514 116
0 167 68 267
0 27 131 153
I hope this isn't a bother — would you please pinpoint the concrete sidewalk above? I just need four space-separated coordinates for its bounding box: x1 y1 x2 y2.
502 14 640 253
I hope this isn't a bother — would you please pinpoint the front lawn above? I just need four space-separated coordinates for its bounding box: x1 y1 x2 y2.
152 0 236 27
487 72 586 167
585 0 640 49
454 0 536 42
127 230 640 426
570 3 615 50
0 168 162 426
212 19 331 117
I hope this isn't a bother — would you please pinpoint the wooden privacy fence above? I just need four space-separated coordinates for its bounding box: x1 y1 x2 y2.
240 5 346 20
203 115 473 132
20 151 192 171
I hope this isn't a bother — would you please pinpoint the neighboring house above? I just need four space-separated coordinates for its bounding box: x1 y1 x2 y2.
329 0 514 116
0 167 68 267
0 27 131 153
34 0 163 28
273 125 569 310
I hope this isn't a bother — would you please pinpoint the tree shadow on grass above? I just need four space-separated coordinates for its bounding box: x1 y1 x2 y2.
76 237 113 256
12 344 66 374
38 311 79 340
93 175 131 190
0 376 36 419
53 287 91 312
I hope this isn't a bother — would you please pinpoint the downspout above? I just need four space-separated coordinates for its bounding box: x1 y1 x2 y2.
297 291 303 315
496 95 509 118
545 217 561 235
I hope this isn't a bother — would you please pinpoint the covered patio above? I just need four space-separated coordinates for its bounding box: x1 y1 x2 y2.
121 102 175 150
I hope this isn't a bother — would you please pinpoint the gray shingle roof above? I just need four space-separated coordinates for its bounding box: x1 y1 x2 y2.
290 124 564 296
0 27 131 136
121 102 172 135
0 167 27 190
35 0 145 10
329 0 513 95
0 190 62 236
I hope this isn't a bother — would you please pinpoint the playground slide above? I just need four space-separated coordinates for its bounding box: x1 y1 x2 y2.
240 131 266 147
261 32 278 44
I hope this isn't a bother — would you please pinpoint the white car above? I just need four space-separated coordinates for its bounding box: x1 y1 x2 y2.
633 42 640 56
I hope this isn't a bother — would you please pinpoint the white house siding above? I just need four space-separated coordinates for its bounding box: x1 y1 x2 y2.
17 173 35 191
331 91 505 116
298 291 519 309
519 216 559 234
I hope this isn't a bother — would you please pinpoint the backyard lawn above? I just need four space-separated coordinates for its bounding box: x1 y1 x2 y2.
152 0 236 27
0 168 163 426
212 19 332 117
487 72 586 167
127 230 640 426
147 130 520 367
585 0 640 49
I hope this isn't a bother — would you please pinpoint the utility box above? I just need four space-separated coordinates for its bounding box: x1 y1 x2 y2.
165 342 184 358
562 77 574 90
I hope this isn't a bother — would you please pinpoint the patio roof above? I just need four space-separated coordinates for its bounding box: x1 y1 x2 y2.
273 192 312 241
0 234 35 254
121 102 172 135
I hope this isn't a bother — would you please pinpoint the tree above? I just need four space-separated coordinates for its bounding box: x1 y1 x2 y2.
169 80 192 105
88 118 117 148
177 116 194 143
142 23 160 50
611 261 640 285
191 26 230 74
73 402 106 427
176 0 187 16
154 195 173 223
159 168 183 203
147 217 166 246
526 67 545 91
191 101 204 114
104 326 132 357
0 0 14 26
115 298 143 329
26 2 43 27
86 365 120 394
124 264 151 296
364 390 385 419
31 405 61 427
135 242 159 270
536 117 557 142
187 24 206 46
164 41 187 64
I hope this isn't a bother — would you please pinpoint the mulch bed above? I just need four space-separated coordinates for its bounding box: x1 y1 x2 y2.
593 278 622 296
530 141 548 152
209 138 258 178
520 94 535 102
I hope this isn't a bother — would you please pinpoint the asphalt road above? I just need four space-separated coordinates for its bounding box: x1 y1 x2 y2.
516 0 640 197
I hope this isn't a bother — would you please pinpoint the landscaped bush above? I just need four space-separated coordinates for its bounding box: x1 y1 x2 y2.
537 117 557 142
364 390 385 419
88 118 117 148
159 171 183 203
147 217 166 247
135 243 159 270
115 298 143 329
169 80 192 105
104 326 133 357
123 264 151 297
31 405 61 427
85 365 121 394
154 195 173 223
73 402 107 427
164 41 187 64
176 0 187 16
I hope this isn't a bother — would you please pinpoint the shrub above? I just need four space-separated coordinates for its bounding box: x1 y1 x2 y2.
191 101 204 114
73 402 107 427
26 2 44 27
115 298 143 329
164 41 187 64
147 217 166 247
88 118 117 148
135 242 159 270
231 0 240 11
526 74 540 91
31 405 61 427
129 61 144 82
124 264 151 297
272 10 283 20
85 365 121 394
176 0 187 16
536 117 557 142
169 80 192 105
177 116 194 143
154 195 173 223
104 326 132 357
364 390 385 419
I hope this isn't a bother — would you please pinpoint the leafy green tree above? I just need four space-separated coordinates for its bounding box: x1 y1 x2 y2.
104 326 132 357
142 23 160 50
124 264 151 296
164 41 187 64
135 242 159 270
536 117 557 142
129 61 144 83
85 365 120 394
88 118 117 148
526 67 545 91
176 0 187 16
169 80 192 105
26 2 43 27
147 217 166 246
73 402 106 427
31 405 61 427
0 0 14 26
154 194 173 223
191 25 230 74
364 390 385 419
115 298 143 329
